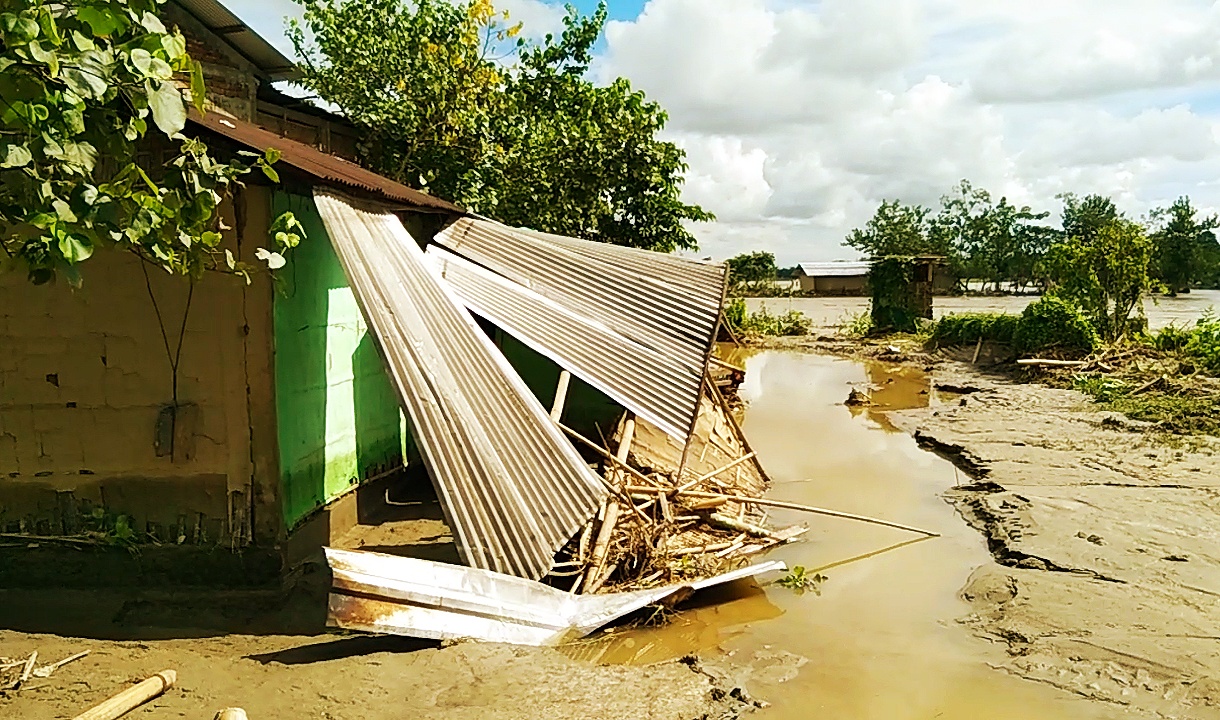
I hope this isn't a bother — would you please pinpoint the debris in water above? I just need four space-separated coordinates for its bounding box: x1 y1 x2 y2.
845 388 873 406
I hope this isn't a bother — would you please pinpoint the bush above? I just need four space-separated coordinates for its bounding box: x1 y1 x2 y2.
1151 311 1220 375
932 312 1020 346
1013 296 1099 356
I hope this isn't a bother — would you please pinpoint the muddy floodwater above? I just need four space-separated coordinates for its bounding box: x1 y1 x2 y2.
570 351 1129 719
748 289 1220 331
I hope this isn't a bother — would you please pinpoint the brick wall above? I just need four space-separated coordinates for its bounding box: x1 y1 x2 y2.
0 188 279 546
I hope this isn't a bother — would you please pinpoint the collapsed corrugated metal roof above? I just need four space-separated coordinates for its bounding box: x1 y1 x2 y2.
426 246 700 440
326 547 785 646
188 110 463 214
434 218 728 439
313 191 607 580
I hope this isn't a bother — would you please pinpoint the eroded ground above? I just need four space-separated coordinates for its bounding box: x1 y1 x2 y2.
890 366 1220 718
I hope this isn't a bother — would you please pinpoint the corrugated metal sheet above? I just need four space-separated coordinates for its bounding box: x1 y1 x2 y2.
435 218 728 430
173 0 300 81
189 110 463 213
798 261 871 278
313 191 606 580
325 547 785 646
427 246 700 439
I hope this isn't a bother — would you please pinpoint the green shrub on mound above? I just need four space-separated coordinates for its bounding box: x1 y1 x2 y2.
1013 296 1099 357
932 296 1098 357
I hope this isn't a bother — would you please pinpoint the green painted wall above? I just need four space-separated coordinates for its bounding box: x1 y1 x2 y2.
272 193 410 529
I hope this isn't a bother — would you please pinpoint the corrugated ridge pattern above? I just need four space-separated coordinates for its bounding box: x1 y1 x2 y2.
436 218 727 372
189 111 463 213
516 227 727 290
314 191 606 580
427 246 700 439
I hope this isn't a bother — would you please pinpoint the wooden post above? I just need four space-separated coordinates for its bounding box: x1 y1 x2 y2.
73 670 176 720
550 370 571 423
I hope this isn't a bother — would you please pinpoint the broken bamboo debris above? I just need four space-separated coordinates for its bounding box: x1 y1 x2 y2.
708 513 772 538
675 452 757 493
34 650 90 679
73 670 176 720
623 486 940 537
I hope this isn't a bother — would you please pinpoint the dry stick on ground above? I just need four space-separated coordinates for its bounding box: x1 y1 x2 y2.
971 337 983 364
13 651 36 690
1016 358 1087 367
33 650 90 679
73 670 176 720
626 487 941 537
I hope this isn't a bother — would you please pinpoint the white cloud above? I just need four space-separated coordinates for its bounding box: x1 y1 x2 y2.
597 0 1220 263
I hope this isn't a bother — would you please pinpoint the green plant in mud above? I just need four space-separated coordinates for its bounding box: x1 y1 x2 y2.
776 565 826 595
837 310 873 338
1073 371 1220 436
931 312 1019 346
723 297 812 337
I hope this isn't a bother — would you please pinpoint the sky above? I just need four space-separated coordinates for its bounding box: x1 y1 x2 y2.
240 0 1220 265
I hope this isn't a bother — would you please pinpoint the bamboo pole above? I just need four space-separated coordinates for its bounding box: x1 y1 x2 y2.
550 370 571 422
675 452 757 493
556 422 656 488
73 670 176 720
583 418 634 592
625 487 940 537
1016 358 1086 367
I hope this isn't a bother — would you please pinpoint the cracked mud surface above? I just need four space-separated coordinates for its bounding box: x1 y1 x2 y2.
891 368 1220 718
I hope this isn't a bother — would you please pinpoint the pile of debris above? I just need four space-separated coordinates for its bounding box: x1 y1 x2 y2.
551 382 806 595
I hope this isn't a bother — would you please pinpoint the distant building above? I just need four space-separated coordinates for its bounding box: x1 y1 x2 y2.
796 262 872 295
796 260 956 296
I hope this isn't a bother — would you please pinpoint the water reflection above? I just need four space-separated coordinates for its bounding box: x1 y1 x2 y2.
570 351 1126 720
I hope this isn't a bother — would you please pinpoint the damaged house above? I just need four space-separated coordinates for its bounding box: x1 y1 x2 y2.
1 1 798 641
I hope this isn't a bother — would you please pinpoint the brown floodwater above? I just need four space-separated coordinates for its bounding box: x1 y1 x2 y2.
748 289 1220 331
568 351 1128 719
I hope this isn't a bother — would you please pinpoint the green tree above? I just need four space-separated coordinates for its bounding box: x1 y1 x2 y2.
1059 193 1118 246
1149 196 1218 295
845 200 940 258
1045 211 1154 342
929 180 1051 292
726 251 777 291
0 0 297 285
289 0 711 252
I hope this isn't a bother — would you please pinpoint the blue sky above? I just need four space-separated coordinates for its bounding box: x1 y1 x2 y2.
231 0 1220 265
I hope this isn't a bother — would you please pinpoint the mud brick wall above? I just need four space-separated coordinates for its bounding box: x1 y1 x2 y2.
0 188 280 548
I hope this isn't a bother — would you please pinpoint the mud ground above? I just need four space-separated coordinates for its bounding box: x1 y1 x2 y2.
0 582 757 719
885 362 1220 719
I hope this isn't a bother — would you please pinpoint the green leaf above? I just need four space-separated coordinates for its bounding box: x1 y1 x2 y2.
224 249 236 269
62 52 110 99
140 12 167 35
264 148 282 165
260 163 280 183
27 42 58 76
148 80 186 136
201 231 223 248
76 7 125 37
189 60 206 112
1 145 32 168
53 199 78 223
70 30 95 52
130 48 154 76
162 33 187 62
58 234 93 263
4 15 40 43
